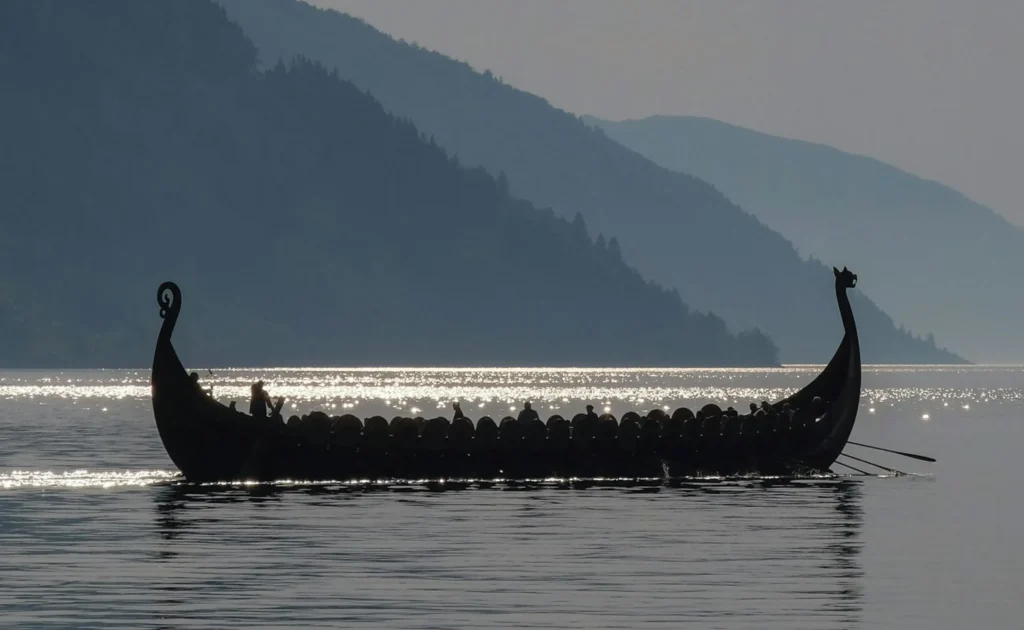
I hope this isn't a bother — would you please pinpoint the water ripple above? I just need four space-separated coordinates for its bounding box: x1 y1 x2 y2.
1 366 1021 628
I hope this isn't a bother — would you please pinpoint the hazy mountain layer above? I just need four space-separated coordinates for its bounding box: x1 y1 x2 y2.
588 115 1021 362
0 0 778 368
218 0 963 364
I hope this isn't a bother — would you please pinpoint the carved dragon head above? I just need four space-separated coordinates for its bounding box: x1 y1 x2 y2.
833 266 858 289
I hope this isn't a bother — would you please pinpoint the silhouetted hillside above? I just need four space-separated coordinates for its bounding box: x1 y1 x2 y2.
218 0 963 364
588 115 1021 362
0 0 778 368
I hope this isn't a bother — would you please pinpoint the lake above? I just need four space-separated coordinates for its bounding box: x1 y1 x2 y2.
1 366 1021 629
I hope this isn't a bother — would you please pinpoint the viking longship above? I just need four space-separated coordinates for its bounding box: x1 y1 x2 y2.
150 268 861 483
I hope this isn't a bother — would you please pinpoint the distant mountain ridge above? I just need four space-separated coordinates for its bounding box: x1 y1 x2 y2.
587 115 1022 362
217 0 963 364
0 0 777 368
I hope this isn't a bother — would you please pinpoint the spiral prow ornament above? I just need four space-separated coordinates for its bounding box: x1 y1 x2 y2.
156 281 182 343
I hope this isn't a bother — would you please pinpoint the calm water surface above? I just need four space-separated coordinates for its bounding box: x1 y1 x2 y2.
1 366 1021 629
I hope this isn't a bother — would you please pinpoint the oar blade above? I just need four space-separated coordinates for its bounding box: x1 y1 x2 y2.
896 452 936 463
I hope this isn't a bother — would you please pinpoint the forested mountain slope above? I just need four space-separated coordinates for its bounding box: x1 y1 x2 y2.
218 0 963 364
0 0 777 367
589 115 1022 362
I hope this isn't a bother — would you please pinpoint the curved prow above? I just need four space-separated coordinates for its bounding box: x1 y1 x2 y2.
155 282 185 376
151 281 268 482
801 267 861 471
152 281 191 472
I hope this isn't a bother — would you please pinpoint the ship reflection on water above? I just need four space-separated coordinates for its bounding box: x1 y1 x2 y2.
151 477 864 628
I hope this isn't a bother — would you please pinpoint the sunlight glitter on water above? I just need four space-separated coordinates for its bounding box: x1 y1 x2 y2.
0 469 178 489
0 365 1015 629
2 367 1022 411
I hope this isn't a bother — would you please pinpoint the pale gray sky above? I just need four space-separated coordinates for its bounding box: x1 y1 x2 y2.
311 0 1023 226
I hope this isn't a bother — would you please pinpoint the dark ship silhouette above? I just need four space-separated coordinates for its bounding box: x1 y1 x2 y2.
151 268 860 482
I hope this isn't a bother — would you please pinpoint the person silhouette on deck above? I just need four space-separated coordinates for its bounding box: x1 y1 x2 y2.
585 404 599 424
517 401 540 424
453 401 465 420
249 381 272 419
269 396 286 423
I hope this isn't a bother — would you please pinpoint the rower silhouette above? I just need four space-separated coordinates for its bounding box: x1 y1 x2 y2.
249 381 272 419
517 401 540 424
269 396 286 423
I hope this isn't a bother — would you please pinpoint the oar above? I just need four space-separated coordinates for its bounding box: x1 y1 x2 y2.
847 441 936 463
832 459 871 476
840 452 906 476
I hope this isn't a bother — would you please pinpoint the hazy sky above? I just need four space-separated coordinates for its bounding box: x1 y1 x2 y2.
308 1 1023 226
